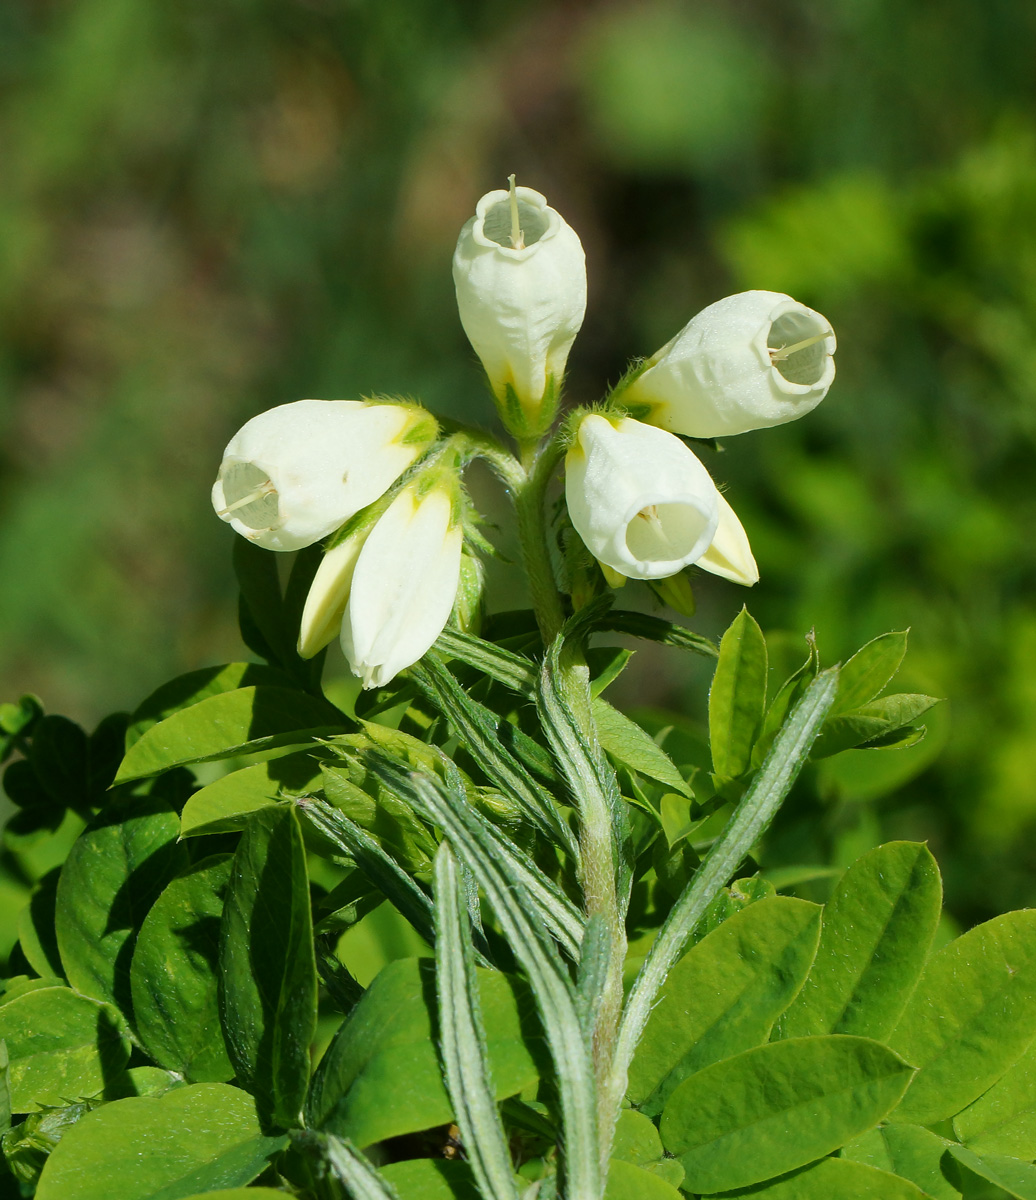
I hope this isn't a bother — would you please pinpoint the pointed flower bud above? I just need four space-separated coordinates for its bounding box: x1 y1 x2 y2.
211 399 438 552
625 290 836 438
452 178 586 438
341 475 464 689
698 492 759 586
565 414 720 581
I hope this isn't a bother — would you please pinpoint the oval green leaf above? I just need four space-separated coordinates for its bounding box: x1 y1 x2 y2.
605 1158 683 1199
17 867 63 979
306 957 542 1149
35 1083 286 1200
780 841 941 1040
0 985 130 1111
180 753 323 837
702 1156 929 1198
130 854 235 1082
116 686 345 784
659 1035 915 1193
629 896 821 1114
219 805 317 1131
950 1145 1036 1200
380 1158 480 1199
889 909 1036 1125
955 1039 1036 1158
842 1123 960 1200
126 662 299 747
55 792 186 1017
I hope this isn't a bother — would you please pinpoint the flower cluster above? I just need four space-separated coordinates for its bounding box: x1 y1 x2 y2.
211 177 835 686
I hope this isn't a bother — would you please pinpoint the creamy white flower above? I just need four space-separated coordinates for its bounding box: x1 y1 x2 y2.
698 492 759 586
565 414 720 580
452 180 586 435
296 521 374 659
341 482 464 688
211 399 437 552
625 290 836 438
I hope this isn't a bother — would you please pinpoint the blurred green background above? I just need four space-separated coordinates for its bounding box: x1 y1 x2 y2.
2 0 1036 923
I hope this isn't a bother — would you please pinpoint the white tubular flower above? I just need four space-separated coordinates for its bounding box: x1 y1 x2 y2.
211 399 438 552
698 492 759 587
625 290 836 438
565 414 720 581
452 177 586 437
341 479 464 689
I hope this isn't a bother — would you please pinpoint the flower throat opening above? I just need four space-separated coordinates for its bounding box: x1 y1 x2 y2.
218 461 280 530
626 502 710 565
483 196 549 249
768 311 833 386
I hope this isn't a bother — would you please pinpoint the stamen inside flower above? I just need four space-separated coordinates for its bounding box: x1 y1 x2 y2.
217 461 281 530
768 311 834 386
626 502 711 564
482 177 549 249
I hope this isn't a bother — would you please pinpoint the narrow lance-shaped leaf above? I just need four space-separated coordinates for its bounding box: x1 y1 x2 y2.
297 798 438 953
709 606 767 782
613 667 839 1104
290 1130 400 1200
371 760 601 1200
592 610 718 659
830 629 909 714
409 656 578 860
538 635 633 912
434 844 519 1200
434 627 537 697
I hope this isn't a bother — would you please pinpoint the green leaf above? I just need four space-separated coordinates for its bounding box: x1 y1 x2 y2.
780 841 942 1040
18 867 63 978
592 699 691 796
842 1124 961 1199
116 687 345 783
34 1083 286 1200
811 693 940 759
751 634 818 769
709 606 767 781
955 1040 1036 1158
434 627 537 697
380 1157 478 1199
605 1158 683 1199
298 799 437 950
0 975 64 1005
178 1192 291 1200
701 1156 930 1198
433 844 518 1200
889 910 1036 1125
594 610 719 659
0 1040 10 1134
219 806 317 1131
831 630 909 714
130 854 235 1082
0 985 130 1111
949 1146 1036 1200
180 752 323 837
408 657 575 857
306 957 541 1149
291 1129 401 1199
371 765 599 1198
629 896 821 1114
126 662 300 747
616 669 840 1098
55 792 187 1016
29 716 89 810
659 1035 915 1193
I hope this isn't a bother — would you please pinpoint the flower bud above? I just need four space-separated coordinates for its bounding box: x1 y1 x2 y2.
341 477 464 688
211 399 438 552
698 492 759 586
452 180 586 438
565 414 720 581
625 291 836 438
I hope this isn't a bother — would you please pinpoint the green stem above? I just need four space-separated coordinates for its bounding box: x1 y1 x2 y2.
514 436 567 645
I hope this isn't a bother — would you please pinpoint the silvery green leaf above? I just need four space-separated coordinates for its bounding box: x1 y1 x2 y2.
434 843 519 1200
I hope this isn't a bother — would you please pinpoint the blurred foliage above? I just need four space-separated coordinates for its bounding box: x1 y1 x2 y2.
2 0 1036 924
